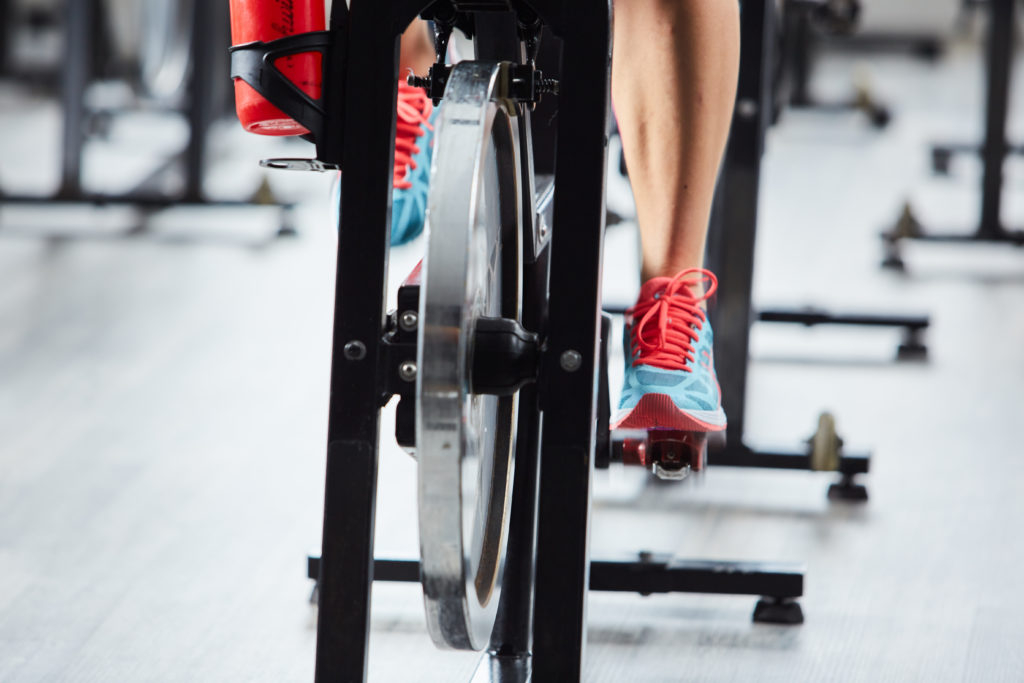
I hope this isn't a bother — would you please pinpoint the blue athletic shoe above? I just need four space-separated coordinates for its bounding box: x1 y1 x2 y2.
390 81 437 245
331 82 436 245
611 268 727 433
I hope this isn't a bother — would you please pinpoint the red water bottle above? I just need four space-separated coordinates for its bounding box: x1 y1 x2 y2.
229 0 326 136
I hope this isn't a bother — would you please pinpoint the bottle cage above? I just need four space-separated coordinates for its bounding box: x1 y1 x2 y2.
228 31 333 143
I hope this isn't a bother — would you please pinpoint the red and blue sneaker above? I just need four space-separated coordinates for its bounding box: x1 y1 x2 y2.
389 81 436 245
612 268 726 475
331 81 436 245
610 270 724 479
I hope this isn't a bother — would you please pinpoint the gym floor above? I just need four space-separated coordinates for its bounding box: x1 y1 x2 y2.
2 45 1024 682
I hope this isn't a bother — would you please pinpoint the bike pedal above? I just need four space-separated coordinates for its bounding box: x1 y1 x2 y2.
620 429 709 481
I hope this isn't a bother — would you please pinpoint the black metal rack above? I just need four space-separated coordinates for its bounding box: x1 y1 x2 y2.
778 0 892 128
307 555 804 616
0 0 9 78
756 308 929 360
705 0 933 501
884 0 1024 269
0 0 295 234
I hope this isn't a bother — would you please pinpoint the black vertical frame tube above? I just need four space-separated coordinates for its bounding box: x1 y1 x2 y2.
488 215 553 656
58 0 93 198
530 2 611 680
313 1 419 681
787 1 812 107
978 0 1013 238
489 383 542 658
184 1 215 203
0 0 9 77
708 0 773 445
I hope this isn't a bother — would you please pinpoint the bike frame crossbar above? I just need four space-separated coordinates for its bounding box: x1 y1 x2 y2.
306 556 805 599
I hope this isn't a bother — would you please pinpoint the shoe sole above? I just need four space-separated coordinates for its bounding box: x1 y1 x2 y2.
611 393 727 432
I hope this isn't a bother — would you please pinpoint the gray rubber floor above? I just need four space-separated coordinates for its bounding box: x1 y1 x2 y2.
1 45 1023 682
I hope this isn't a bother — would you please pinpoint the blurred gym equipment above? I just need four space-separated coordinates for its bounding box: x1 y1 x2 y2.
0 0 295 235
883 0 1024 269
702 0 932 501
777 0 893 128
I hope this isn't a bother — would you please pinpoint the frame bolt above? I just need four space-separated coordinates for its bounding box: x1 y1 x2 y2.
560 349 582 373
343 340 367 361
399 310 419 332
399 360 418 382
736 98 758 119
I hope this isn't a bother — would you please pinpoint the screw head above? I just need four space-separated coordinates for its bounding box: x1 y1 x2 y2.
736 98 758 119
399 310 418 332
399 360 418 382
343 340 367 361
538 215 549 238
560 349 582 372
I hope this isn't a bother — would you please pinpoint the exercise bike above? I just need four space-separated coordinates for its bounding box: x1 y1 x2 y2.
230 1 804 680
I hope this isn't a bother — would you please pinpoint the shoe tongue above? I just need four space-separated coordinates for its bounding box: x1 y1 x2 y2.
637 276 674 303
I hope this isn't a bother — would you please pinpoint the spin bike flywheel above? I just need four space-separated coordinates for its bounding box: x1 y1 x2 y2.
416 62 524 651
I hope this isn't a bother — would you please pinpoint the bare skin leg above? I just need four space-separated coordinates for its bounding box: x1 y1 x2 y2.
612 0 740 283
398 6 738 283
400 19 436 78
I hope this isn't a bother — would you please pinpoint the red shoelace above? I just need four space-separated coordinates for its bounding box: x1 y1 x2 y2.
393 82 434 190
627 268 719 372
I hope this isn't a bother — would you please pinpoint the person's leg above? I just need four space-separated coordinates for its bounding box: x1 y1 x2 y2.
610 0 740 441
400 19 436 77
333 20 437 244
389 19 439 244
612 0 740 282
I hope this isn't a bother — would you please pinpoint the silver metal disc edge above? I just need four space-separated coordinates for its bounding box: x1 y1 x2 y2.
416 61 523 651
